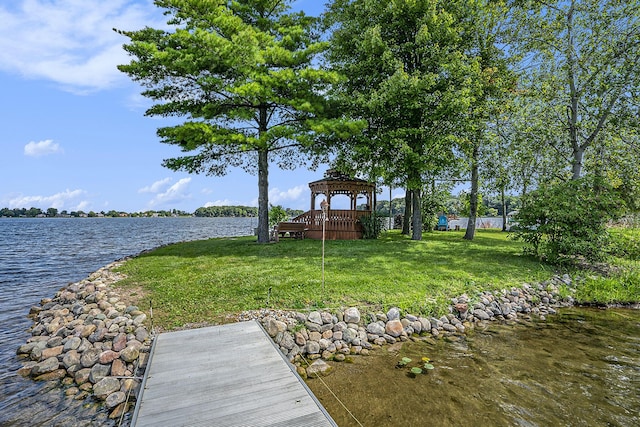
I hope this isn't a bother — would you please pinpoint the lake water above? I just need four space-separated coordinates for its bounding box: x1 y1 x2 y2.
0 217 255 426
307 308 640 426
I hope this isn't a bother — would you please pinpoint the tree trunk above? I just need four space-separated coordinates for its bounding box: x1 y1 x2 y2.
571 146 585 180
501 185 507 232
257 148 270 243
402 188 412 235
411 187 422 241
464 143 479 241
256 106 270 243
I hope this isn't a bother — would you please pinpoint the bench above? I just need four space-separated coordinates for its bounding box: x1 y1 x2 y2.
276 222 307 240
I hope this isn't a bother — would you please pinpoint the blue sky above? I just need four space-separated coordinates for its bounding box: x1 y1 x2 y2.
0 0 405 213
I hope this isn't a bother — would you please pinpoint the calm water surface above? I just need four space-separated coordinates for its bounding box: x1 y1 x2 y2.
308 308 640 427
0 217 255 426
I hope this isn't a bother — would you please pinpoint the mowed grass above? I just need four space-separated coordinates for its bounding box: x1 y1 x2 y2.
116 229 558 329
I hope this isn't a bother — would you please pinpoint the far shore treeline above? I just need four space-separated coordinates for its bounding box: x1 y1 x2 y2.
0 205 296 219
0 193 522 220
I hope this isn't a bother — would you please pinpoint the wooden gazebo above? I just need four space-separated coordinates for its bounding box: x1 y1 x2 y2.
277 170 376 240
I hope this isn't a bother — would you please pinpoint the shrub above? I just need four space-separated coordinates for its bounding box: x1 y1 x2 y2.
512 177 624 265
268 204 289 228
359 214 384 239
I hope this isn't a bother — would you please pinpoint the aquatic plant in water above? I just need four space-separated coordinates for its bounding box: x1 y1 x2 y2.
397 356 435 377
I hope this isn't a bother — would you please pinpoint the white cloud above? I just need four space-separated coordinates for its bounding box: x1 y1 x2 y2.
268 185 306 205
147 177 192 207
24 139 63 157
0 0 165 92
138 177 172 194
7 189 87 210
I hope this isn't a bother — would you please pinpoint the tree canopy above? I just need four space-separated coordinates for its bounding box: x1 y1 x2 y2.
117 0 359 242
325 0 487 240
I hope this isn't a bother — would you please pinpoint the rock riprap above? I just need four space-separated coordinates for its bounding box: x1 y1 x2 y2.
16 261 151 420
238 274 576 377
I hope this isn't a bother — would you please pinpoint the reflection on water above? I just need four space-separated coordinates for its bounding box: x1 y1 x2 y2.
307 308 640 427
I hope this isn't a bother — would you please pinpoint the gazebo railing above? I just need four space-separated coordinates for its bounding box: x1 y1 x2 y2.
290 209 371 239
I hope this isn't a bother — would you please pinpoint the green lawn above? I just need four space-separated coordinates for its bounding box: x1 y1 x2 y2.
114 228 638 330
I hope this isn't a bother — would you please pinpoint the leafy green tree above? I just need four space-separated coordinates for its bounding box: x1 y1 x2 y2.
117 0 358 243
26 207 42 217
268 204 289 228
46 208 58 217
507 0 640 181
326 0 512 240
325 0 481 240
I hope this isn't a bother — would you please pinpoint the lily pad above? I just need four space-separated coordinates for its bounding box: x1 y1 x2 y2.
398 357 412 366
410 367 423 375
423 363 435 370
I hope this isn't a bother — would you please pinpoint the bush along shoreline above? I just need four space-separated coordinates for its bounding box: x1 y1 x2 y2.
16 261 581 419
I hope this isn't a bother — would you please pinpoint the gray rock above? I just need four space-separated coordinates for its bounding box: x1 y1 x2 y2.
90 363 111 384
264 318 287 337
320 311 334 324
342 328 358 343
332 321 347 332
64 336 82 352
80 348 101 368
105 391 127 409
319 338 332 351
366 322 385 335
93 377 121 400
47 336 64 348
411 321 423 334
472 309 491 321
386 307 400 321
382 334 396 344
306 341 320 354
134 327 149 342
344 307 361 324
305 321 322 333
280 333 295 350
132 313 146 326
75 368 92 384
62 350 81 369
120 346 140 363
419 318 432 332
308 311 323 325
31 357 59 376
442 324 457 333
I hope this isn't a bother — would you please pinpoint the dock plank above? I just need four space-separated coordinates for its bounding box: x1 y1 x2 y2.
132 321 336 427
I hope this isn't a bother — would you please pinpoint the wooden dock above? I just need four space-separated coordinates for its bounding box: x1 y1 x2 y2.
131 320 337 427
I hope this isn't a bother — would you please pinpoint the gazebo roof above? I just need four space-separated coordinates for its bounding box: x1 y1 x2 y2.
308 170 374 191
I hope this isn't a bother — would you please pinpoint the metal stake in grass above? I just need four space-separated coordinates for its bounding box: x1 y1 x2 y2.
320 199 328 293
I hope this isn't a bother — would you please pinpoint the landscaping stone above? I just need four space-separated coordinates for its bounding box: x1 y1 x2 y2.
344 307 361 324
385 319 404 337
16 260 152 422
